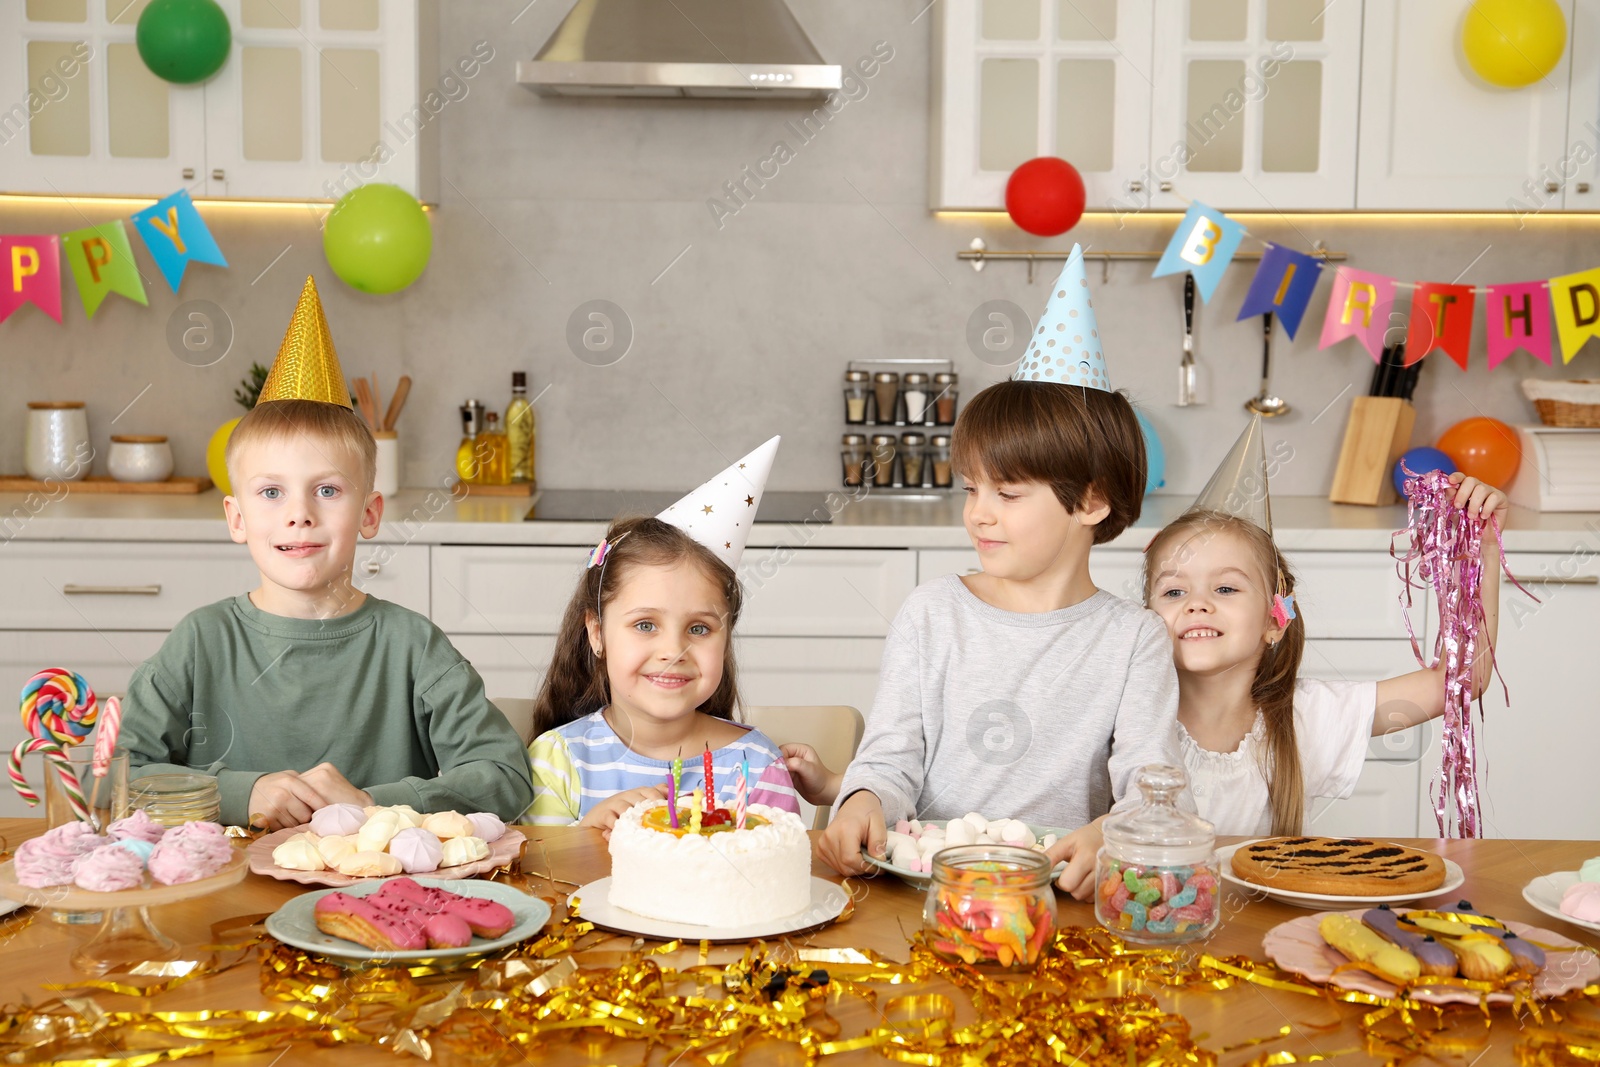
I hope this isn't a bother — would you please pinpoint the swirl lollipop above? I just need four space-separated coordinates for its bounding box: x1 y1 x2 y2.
21 668 98 746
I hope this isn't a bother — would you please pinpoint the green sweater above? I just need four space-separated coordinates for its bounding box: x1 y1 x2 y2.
120 594 535 825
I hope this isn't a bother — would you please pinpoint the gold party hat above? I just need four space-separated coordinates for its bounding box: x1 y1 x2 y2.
257 275 352 408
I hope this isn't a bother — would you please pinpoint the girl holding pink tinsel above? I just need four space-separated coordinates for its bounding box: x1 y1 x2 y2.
1142 418 1510 837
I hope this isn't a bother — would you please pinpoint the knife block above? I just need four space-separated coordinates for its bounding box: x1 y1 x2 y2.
1329 397 1416 506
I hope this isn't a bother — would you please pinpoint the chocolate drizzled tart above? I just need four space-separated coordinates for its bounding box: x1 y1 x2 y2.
1229 837 1447 896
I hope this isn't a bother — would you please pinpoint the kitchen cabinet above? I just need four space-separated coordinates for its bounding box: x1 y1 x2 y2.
1560 0 1600 210
1357 0 1576 210
0 0 438 200
929 0 1360 211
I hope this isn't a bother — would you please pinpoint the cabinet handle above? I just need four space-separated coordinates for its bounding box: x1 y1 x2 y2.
1509 574 1598 585
1126 179 1143 193
1581 182 1593 193
1159 181 1173 192
182 167 195 180
62 584 162 596
1545 181 1560 193
360 559 382 577
212 168 226 181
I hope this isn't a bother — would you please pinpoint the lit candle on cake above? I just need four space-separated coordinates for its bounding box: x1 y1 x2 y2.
690 788 703 833
703 745 714 812
734 759 748 830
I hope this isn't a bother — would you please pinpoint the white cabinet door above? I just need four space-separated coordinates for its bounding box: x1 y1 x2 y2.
735 636 886 721
431 546 580 635
0 2 207 197
202 0 435 201
0 630 165 817
447 633 558 719
737 550 916 637
0 542 259 630
1147 0 1362 209
353 540 429 617
1358 0 1574 209
931 0 1155 209
1305 759 1421 838
1562 0 1600 210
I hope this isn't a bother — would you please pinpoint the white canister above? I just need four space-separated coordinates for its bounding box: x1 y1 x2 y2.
108 435 174 483
373 431 399 497
24 402 91 482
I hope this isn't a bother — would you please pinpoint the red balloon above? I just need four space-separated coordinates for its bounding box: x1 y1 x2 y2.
1005 158 1086 237
1436 417 1522 487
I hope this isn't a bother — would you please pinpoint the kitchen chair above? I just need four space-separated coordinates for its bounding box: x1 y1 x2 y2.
743 705 865 830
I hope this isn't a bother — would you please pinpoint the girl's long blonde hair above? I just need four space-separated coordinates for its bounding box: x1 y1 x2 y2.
528 516 744 741
1144 510 1307 836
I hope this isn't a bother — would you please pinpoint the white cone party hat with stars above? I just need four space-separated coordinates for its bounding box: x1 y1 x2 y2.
1013 243 1110 391
657 436 780 569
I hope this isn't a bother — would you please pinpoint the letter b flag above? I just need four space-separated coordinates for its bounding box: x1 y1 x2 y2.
1152 201 1244 303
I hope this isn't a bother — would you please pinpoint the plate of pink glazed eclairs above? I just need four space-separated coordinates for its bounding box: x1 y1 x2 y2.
246 803 525 887
0 810 242 903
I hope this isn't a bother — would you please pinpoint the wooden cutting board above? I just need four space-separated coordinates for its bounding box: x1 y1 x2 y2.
0 475 213 494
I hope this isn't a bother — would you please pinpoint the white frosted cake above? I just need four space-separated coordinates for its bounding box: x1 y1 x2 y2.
607 799 812 926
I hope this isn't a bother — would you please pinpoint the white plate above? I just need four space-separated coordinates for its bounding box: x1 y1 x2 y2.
861 824 1068 888
1218 840 1465 910
0 899 25 920
1523 871 1600 934
265 877 551 963
572 876 849 943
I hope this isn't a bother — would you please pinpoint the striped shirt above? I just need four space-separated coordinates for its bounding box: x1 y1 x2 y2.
525 709 800 824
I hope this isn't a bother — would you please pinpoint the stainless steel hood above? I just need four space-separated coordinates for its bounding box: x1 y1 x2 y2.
517 0 843 99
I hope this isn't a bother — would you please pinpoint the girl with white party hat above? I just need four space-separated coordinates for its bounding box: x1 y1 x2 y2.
524 437 802 830
1143 415 1509 836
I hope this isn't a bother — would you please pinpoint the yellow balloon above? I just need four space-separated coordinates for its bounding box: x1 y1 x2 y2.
206 416 240 495
1462 0 1566 88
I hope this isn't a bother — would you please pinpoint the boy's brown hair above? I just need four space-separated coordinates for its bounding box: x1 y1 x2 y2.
949 380 1146 544
225 399 378 493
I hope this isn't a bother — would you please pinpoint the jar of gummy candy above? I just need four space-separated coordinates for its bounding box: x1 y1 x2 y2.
924 845 1055 970
1096 764 1219 944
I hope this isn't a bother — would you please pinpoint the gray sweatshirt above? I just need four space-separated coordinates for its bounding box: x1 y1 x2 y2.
834 574 1180 830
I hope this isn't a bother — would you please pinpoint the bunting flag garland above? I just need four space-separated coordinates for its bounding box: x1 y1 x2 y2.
1485 282 1552 369
1152 201 1244 303
131 189 228 292
61 219 147 319
1549 265 1600 364
1318 266 1395 361
1236 243 1323 339
0 189 227 326
0 235 63 324
1406 282 1475 369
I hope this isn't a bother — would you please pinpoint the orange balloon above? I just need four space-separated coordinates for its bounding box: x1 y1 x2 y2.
1436 417 1521 487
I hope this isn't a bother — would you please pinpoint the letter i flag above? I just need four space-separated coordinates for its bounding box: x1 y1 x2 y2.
1236 243 1323 339
1550 266 1600 363
131 189 228 293
61 220 147 319
1486 282 1552 369
1318 266 1395 360
1152 202 1244 302
0 236 63 324
1406 282 1475 369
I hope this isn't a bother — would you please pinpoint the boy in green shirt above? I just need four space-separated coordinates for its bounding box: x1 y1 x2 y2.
120 277 533 828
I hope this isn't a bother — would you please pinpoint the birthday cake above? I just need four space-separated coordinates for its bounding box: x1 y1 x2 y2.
607 799 811 927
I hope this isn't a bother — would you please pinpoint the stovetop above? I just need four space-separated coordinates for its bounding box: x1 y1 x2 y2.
525 489 833 524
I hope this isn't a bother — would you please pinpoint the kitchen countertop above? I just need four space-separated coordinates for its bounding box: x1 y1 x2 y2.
2 486 1598 553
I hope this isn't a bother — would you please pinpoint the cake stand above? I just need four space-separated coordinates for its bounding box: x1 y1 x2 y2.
0 853 247 975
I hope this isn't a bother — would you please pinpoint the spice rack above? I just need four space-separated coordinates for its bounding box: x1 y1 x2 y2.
840 359 958 493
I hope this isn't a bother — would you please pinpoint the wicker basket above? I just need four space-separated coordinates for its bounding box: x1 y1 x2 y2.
1521 378 1600 428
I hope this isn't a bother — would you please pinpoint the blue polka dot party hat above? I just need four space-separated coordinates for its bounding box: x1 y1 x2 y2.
1012 244 1109 391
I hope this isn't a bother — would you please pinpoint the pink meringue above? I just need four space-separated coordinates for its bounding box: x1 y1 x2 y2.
465 813 506 841
148 821 233 885
73 843 147 892
309 803 367 836
107 809 166 845
1562 881 1600 922
14 822 109 888
387 828 443 874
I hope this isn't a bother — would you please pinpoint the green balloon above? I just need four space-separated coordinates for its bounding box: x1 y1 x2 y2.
136 0 231 85
323 184 434 295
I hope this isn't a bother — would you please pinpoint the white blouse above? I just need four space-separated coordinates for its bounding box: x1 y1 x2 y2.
1176 677 1377 836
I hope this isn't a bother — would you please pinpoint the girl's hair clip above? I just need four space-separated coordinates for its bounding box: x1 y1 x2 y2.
1271 592 1296 628
586 537 611 570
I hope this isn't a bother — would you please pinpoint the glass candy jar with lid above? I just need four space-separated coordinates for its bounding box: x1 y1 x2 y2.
923 844 1055 971
868 434 897 487
843 370 872 424
1095 764 1219 944
841 433 868 487
872 372 900 426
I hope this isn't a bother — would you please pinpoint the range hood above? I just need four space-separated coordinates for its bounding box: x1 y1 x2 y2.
517 0 843 99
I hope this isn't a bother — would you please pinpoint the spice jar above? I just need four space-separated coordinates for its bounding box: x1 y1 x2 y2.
843 370 872 425
902 372 931 426
872 372 899 427
841 433 868 487
930 434 953 488
868 434 897 488
1095 764 1219 944
900 432 927 488
923 844 1055 971
933 372 959 425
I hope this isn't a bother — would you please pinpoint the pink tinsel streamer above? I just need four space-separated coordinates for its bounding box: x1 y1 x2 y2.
1393 468 1531 838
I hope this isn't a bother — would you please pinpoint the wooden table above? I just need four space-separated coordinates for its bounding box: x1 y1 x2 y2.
2 821 1597 1066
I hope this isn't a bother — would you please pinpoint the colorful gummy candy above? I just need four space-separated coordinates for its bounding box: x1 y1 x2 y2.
927 863 1055 969
1095 860 1219 940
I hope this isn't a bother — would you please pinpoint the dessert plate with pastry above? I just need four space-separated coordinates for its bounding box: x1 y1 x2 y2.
1219 836 1464 909
247 803 525 887
1262 901 1599 1005
266 875 550 964
1522 856 1600 934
